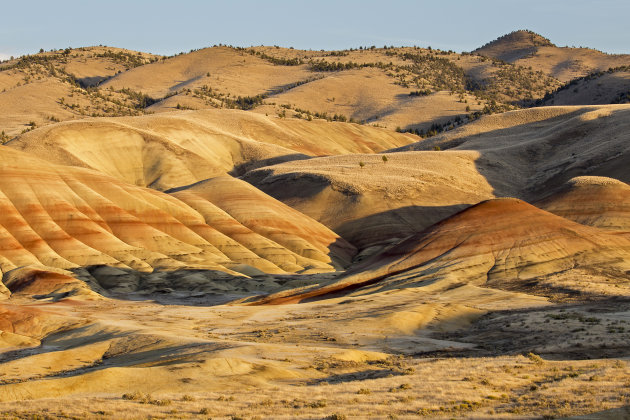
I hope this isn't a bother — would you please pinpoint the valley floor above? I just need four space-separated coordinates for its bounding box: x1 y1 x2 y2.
0 276 628 419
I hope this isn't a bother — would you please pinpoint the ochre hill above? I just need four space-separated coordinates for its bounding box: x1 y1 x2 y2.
473 30 554 61
102 46 313 100
541 68 630 105
0 147 353 299
169 175 356 269
537 176 630 231
255 198 630 304
0 47 159 137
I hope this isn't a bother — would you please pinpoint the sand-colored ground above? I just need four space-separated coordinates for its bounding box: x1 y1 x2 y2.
0 37 629 419
0 269 628 418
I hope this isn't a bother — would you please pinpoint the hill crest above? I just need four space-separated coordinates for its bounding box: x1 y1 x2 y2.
474 30 555 61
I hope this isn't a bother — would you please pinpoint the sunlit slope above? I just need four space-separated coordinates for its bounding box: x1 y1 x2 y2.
537 176 630 231
8 109 415 190
0 47 158 137
0 147 352 299
101 46 312 99
169 176 356 269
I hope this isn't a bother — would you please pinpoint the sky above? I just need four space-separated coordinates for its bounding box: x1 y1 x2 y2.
1 0 629 59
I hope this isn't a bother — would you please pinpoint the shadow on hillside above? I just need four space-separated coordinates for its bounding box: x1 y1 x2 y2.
332 204 470 253
310 367 408 385
70 265 344 307
441 107 630 200
229 153 311 177
240 168 339 201
422 297 630 360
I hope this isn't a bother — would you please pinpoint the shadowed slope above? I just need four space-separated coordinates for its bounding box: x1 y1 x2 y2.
243 151 502 251
391 105 630 197
542 69 630 105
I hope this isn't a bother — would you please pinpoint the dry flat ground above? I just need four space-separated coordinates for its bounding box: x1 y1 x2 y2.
0 31 630 419
0 283 628 420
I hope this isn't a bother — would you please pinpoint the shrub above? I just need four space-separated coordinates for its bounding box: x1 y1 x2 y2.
122 392 144 401
526 352 545 365
308 399 327 408
151 399 172 406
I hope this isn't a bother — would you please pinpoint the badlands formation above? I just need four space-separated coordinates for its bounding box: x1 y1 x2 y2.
0 31 629 419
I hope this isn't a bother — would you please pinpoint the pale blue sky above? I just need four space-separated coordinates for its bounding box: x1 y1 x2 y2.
1 0 628 59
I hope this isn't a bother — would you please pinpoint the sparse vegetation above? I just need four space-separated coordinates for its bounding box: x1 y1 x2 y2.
1 36 630 420
526 352 545 365
121 392 171 405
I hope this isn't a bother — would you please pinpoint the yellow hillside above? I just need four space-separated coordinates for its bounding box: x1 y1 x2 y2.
8 109 415 190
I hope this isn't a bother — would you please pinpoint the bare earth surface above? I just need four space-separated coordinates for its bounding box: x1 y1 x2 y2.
0 33 629 419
